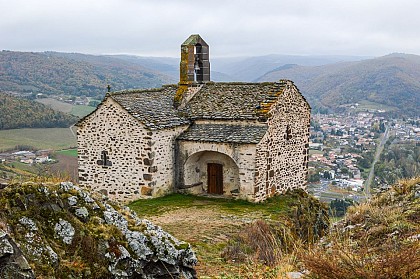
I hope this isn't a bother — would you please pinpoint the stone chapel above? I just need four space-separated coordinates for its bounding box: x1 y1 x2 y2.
76 34 311 203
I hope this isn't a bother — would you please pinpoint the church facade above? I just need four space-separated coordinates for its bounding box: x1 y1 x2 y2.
76 35 311 203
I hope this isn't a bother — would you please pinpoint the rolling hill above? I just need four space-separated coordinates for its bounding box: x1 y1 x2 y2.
257 53 420 116
0 93 78 130
0 51 176 99
1 50 419 116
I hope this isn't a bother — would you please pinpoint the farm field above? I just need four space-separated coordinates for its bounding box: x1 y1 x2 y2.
56 149 78 157
36 98 96 118
36 98 73 113
0 128 77 151
70 105 96 117
354 100 398 112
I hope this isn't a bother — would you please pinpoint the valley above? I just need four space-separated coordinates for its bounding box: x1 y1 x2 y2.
0 50 419 215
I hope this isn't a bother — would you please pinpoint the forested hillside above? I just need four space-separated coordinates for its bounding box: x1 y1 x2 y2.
257 53 420 116
0 93 78 129
0 51 175 99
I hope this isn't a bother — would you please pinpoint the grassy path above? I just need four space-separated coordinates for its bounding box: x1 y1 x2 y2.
129 194 296 277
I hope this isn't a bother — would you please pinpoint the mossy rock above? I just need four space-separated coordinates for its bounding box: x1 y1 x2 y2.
0 181 197 279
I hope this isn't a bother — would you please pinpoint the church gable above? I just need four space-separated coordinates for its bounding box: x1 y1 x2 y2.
77 96 153 201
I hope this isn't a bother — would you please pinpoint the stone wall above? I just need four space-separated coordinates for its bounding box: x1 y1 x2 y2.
77 97 186 202
176 140 257 200
149 125 189 197
254 82 310 201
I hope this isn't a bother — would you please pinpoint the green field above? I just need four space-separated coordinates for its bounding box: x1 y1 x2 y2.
355 100 398 112
309 149 323 155
70 105 95 118
56 149 78 157
36 98 73 113
0 128 77 151
36 98 96 118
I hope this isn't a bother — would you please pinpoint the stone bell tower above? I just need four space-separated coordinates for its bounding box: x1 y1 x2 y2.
180 34 210 84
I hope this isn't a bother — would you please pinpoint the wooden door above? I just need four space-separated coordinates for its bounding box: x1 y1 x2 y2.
207 163 223 194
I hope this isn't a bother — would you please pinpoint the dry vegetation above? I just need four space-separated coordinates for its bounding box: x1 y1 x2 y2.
130 190 329 278
131 177 420 278
1 176 417 278
300 177 420 279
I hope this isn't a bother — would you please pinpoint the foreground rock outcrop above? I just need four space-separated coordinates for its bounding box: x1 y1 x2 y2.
0 181 197 278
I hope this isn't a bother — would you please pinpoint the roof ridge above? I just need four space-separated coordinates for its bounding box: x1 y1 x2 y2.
110 84 178 96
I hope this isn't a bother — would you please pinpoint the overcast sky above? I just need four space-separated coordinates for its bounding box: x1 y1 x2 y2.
1 0 419 58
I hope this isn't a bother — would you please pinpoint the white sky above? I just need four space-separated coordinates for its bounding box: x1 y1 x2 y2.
1 0 419 57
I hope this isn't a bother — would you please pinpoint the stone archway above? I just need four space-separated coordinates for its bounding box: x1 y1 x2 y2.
183 151 240 196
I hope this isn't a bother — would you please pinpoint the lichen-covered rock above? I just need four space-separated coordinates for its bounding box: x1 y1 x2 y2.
19 217 38 231
0 181 197 278
75 206 89 220
68 195 78 206
54 218 75 244
0 235 14 257
0 229 35 279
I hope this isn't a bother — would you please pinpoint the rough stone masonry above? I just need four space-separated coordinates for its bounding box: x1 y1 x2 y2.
77 35 310 203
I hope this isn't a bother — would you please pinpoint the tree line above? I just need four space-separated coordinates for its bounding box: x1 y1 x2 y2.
0 93 78 130
374 138 420 186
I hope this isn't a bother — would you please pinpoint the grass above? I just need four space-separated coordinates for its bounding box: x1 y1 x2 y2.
129 191 329 277
129 194 306 278
36 98 96 118
309 149 323 155
129 193 293 219
56 149 78 157
300 177 420 279
0 163 35 177
7 161 37 173
0 128 77 151
70 105 95 118
355 100 398 112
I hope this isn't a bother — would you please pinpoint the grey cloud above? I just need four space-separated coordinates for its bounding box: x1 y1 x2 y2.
0 0 419 57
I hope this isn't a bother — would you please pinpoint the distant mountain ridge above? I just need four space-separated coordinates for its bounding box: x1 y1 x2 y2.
257 53 420 116
1 50 418 116
211 54 369 82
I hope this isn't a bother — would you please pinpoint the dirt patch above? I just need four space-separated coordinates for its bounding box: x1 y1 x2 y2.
146 206 264 276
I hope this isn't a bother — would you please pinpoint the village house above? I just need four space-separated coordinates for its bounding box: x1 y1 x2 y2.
76 35 311 202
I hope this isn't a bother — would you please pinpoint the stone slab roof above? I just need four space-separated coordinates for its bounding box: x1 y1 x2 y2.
182 34 208 46
177 81 287 120
177 123 268 144
110 86 190 130
78 80 300 130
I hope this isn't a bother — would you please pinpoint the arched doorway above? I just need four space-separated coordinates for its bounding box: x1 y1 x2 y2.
183 151 239 196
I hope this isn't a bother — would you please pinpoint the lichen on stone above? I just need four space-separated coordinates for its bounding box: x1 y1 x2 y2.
54 218 75 244
0 181 197 278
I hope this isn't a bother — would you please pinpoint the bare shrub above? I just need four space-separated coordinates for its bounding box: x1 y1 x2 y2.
222 220 284 266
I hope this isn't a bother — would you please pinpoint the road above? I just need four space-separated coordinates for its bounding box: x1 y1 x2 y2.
69 124 77 138
365 127 389 197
